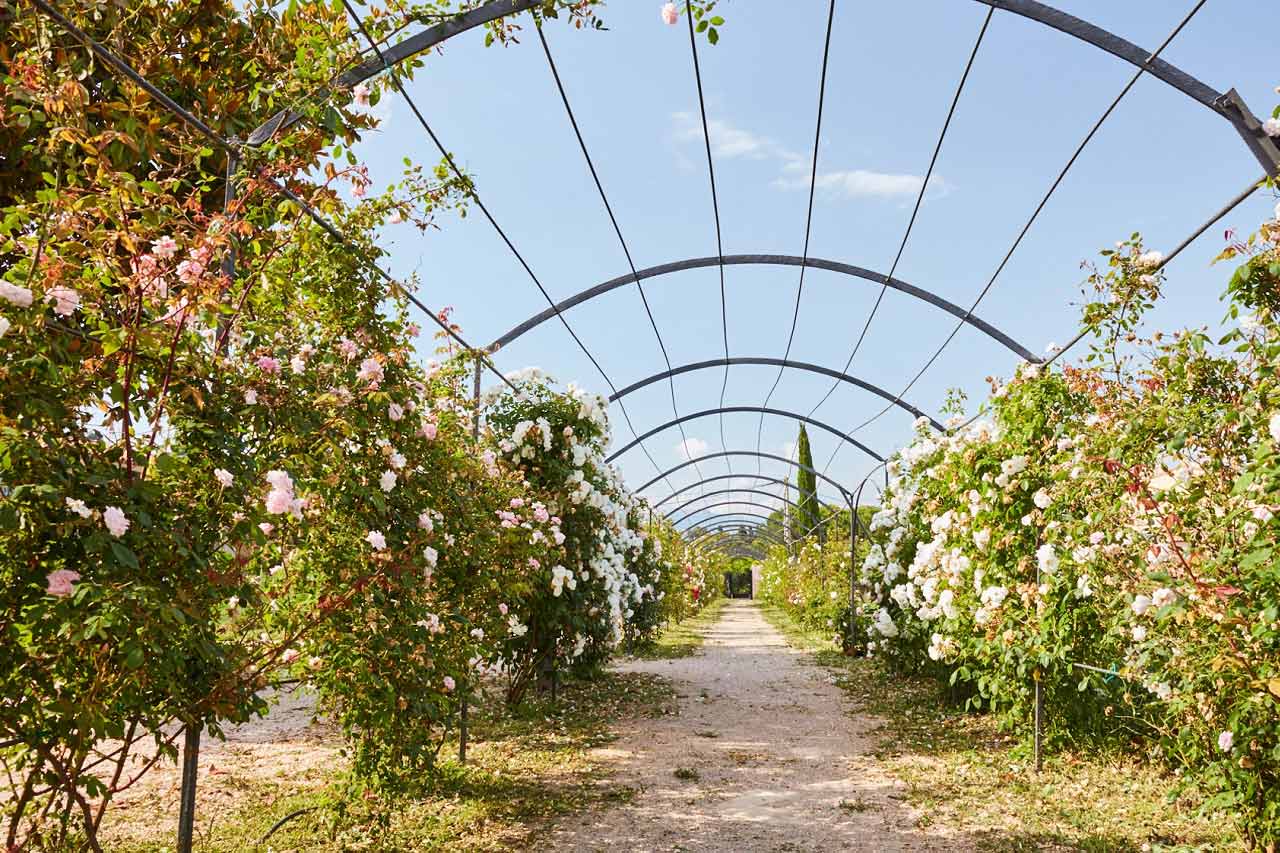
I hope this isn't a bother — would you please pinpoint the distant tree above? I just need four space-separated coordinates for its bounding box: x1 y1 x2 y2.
794 425 821 540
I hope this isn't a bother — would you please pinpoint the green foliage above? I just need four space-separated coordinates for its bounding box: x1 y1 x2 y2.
0 1 644 846
793 424 821 540
848 221 1280 846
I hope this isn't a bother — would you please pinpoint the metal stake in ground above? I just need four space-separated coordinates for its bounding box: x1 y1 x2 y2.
177 141 240 853
460 356 482 764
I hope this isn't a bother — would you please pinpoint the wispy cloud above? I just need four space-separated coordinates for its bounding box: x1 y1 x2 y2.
774 167 950 201
670 111 800 162
671 113 948 203
675 437 709 460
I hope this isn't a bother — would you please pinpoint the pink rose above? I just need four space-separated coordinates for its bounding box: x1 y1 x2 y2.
264 490 293 515
256 355 281 374
45 286 80 317
366 530 387 551
442 675 456 692
661 2 679 25
103 506 129 537
152 235 179 259
352 82 371 108
176 258 204 285
46 569 81 597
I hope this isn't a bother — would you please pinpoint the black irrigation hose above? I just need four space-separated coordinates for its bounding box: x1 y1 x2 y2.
258 806 320 845
340 0 675 489
27 0 519 395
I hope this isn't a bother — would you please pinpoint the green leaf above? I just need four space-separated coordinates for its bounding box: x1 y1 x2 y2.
110 541 139 570
708 27 719 44
124 646 144 669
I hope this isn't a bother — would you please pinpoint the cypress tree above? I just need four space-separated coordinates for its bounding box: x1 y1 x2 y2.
794 425 821 539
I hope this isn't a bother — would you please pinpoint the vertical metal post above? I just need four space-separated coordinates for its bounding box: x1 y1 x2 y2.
1033 676 1044 773
175 144 239 853
1033 541 1043 774
215 144 239 353
848 496 857 611
459 356 481 765
176 724 200 853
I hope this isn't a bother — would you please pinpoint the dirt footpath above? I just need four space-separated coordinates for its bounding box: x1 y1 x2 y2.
546 600 969 852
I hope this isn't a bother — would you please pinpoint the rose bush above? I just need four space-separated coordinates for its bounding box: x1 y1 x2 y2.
836 215 1280 846
0 0 684 847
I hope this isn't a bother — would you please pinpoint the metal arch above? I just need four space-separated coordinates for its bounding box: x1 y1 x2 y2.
691 526 785 549
673 501 785 530
488 254 1040 362
682 514 777 533
636 451 855 502
609 357 944 430
248 0 543 145
664 487 827 521
607 406 884 465
680 511 779 533
653 473 843 509
974 0 1277 175
690 532 785 556
249 0 1278 166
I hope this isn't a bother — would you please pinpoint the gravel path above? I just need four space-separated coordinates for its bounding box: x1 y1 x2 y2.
547 600 969 852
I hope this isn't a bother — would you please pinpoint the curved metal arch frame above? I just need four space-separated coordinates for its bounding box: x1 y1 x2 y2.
652 473 843 509
664 487 826 522
680 511 779 534
673 500 786 530
607 406 884 465
636 451 855 502
249 0 1279 174
974 0 1276 175
609 357 944 430
692 533 783 554
489 254 1041 362
691 525 785 550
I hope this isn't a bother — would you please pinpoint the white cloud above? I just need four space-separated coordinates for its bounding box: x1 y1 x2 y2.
774 169 949 201
676 437 709 460
670 112 799 162
670 113 950 203
779 440 799 459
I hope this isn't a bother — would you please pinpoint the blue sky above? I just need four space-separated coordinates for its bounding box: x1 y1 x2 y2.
348 0 1278 529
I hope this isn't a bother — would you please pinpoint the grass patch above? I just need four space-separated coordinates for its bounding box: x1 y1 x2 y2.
101 672 676 852
630 597 727 660
672 767 700 782
760 604 1241 853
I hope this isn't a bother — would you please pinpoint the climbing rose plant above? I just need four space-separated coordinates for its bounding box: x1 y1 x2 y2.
0 0 671 847
842 213 1280 846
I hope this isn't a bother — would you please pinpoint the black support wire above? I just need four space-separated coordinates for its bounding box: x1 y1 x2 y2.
806 6 994 420
753 0 837 473
28 0 518 395
837 172 1267 508
824 0 1211 476
534 24 706 488
684 0 733 482
339 0 675 488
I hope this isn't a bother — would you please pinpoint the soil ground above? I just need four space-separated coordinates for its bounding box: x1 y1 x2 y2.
546 599 970 852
